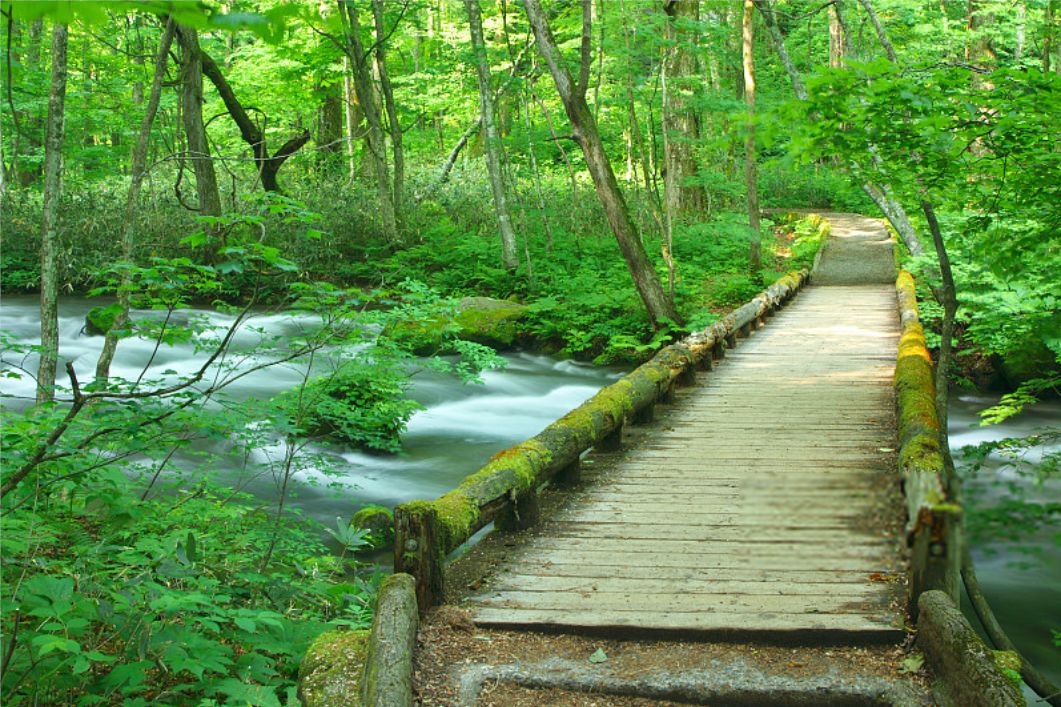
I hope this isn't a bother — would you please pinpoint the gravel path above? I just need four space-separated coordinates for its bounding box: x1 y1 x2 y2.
812 213 896 285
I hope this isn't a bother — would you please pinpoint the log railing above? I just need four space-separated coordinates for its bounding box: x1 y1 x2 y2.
394 270 810 609
894 270 962 616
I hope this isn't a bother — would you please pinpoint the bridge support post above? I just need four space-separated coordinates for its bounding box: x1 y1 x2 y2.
739 322 752 338
712 340 726 361
497 491 540 531
725 332 737 349
678 365 696 386
633 403 654 424
393 504 444 611
598 422 623 450
908 509 962 619
555 459 581 487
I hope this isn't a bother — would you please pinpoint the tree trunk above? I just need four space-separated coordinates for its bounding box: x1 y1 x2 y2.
340 0 398 241
743 0 761 273
371 0 404 223
828 3 846 68
523 0 682 327
37 23 69 404
464 0 519 269
95 20 176 384
318 85 342 154
754 0 807 99
856 0 898 62
342 56 361 179
662 0 704 216
1045 0 1057 73
199 50 311 193
176 25 222 220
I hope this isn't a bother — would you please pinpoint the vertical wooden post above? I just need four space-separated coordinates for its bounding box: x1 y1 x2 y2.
739 322 752 337
598 422 623 450
907 510 962 620
634 403 655 423
712 340 726 361
725 332 737 349
555 458 582 487
497 491 541 531
393 503 444 611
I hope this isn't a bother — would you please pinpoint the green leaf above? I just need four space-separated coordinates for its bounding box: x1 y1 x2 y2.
588 648 608 664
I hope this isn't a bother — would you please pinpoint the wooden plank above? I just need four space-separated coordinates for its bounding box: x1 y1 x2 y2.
482 575 887 597
469 607 904 638
471 590 892 614
509 550 895 572
497 562 895 584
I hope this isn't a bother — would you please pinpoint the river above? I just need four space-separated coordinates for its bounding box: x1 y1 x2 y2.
950 395 1061 692
0 296 622 528
2 298 1057 688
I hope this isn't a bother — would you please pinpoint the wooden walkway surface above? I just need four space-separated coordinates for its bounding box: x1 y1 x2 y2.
465 281 905 640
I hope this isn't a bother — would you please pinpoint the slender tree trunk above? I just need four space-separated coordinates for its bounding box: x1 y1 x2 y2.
36 23 69 404
199 50 310 193
743 0 761 273
176 25 222 220
856 0 898 62
464 0 519 269
754 0 807 99
371 0 404 223
662 0 704 216
920 202 957 429
342 56 360 179
1045 0 1057 73
95 20 176 384
523 0 682 327
340 0 397 241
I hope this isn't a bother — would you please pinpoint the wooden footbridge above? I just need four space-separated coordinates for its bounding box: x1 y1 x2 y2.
394 214 958 633
312 215 1019 706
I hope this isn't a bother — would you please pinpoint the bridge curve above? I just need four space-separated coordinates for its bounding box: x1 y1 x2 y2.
464 213 905 641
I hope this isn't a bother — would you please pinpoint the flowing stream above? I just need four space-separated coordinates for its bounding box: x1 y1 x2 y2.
3 298 1057 685
950 395 1061 691
0 296 623 531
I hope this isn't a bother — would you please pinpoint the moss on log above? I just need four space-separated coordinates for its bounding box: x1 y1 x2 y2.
362 573 418 707
916 591 1025 707
895 271 961 612
298 629 369 707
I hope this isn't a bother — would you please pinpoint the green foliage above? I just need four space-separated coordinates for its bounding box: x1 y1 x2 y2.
277 356 423 454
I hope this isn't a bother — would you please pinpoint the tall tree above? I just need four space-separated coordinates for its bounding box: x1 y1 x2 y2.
95 19 177 383
36 22 68 403
742 0 761 273
199 49 311 193
662 0 704 216
338 0 398 241
463 0 519 269
523 0 682 327
175 24 222 220
370 0 405 221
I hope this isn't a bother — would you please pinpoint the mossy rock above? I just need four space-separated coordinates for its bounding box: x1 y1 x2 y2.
85 303 123 336
387 297 527 354
351 505 394 546
454 297 527 349
298 629 369 707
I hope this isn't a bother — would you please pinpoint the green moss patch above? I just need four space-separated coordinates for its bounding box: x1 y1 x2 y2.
298 629 369 707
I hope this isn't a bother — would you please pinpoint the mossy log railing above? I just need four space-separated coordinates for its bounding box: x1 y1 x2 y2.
394 270 809 609
894 270 962 616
